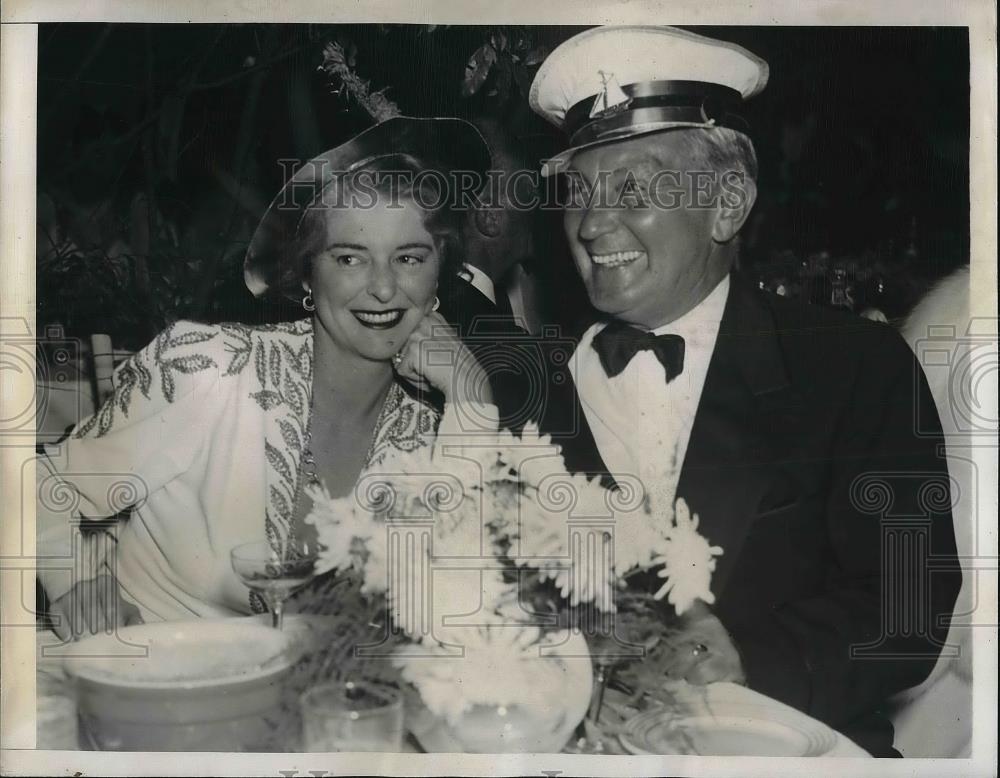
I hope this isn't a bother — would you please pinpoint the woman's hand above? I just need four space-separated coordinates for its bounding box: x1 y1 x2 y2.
49 573 143 640
393 311 494 406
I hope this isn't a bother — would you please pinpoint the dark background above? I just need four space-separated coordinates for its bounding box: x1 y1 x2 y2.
36 24 970 348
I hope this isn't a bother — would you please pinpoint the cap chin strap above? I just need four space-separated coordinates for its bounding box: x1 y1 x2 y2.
566 80 748 146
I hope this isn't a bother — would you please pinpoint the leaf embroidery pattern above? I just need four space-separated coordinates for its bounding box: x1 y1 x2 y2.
265 516 280 549
280 341 312 378
283 372 305 417
159 355 216 403
269 485 292 522
221 325 254 376
225 320 314 571
114 362 138 415
249 390 283 411
74 398 115 439
278 419 301 452
265 440 294 486
366 386 442 467
166 329 216 349
134 360 153 398
74 321 217 439
269 344 283 389
254 337 267 387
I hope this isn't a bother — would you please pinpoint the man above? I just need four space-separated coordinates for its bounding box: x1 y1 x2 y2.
438 117 552 429
439 117 550 334
529 26 960 756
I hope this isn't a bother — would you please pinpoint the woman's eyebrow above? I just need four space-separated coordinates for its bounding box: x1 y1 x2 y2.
396 242 434 251
324 242 368 252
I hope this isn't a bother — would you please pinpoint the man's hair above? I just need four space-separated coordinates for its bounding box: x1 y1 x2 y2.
673 127 759 184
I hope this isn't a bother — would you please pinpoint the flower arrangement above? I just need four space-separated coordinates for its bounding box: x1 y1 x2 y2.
305 423 722 728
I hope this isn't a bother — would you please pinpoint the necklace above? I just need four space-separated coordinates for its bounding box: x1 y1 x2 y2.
298 382 401 495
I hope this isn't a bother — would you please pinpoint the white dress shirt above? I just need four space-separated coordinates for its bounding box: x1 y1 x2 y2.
462 263 497 304
463 262 543 333
569 276 730 504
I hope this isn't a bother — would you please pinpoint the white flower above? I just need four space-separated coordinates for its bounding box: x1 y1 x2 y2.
361 531 389 596
305 483 377 578
308 421 723 646
650 498 723 614
611 504 665 575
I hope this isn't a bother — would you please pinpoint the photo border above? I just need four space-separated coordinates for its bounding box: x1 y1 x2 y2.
2 2 996 776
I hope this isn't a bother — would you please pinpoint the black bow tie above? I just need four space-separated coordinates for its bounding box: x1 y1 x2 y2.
592 320 686 380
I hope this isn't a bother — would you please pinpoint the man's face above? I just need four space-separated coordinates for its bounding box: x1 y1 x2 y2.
488 144 539 274
562 132 732 329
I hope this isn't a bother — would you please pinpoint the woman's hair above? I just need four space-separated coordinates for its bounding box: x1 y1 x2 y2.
275 153 466 301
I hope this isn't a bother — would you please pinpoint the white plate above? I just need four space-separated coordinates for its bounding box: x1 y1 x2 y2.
619 682 863 757
63 619 295 689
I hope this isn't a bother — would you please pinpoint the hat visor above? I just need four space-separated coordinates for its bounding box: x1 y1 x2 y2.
245 116 491 299
540 120 720 177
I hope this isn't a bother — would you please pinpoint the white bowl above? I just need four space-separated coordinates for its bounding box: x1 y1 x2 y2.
63 620 295 751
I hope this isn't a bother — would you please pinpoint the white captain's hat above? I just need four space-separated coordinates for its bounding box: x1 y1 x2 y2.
529 26 769 175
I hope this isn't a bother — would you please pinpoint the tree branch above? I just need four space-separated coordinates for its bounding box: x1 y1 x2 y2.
188 38 314 92
41 24 114 124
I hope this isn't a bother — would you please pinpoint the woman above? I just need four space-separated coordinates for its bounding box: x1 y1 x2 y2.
36 117 497 634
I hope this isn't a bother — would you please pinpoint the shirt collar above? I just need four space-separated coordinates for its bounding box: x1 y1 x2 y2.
652 274 730 343
462 263 496 305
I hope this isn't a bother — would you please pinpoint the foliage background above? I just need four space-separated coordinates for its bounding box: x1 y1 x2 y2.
37 24 969 348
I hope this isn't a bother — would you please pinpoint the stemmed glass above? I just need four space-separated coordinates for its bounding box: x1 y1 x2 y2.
230 539 318 630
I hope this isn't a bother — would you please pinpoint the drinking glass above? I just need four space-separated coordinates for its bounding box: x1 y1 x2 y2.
230 539 318 630
300 680 404 752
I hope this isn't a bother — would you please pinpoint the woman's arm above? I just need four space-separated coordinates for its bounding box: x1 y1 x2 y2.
36 321 222 616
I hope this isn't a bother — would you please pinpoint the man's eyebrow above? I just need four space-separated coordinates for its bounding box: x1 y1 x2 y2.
613 160 665 179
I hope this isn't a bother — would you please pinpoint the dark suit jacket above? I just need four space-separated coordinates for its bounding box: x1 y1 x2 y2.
535 272 961 756
438 275 544 431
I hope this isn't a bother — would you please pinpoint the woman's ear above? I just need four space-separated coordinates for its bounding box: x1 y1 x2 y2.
712 177 757 244
425 285 439 313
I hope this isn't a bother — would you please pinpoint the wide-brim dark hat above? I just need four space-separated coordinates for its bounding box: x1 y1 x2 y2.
244 116 491 298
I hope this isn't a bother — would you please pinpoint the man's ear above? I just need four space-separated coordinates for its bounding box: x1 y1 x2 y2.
712 176 757 243
473 206 503 239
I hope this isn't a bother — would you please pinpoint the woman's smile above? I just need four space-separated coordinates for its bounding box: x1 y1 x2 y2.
351 308 407 329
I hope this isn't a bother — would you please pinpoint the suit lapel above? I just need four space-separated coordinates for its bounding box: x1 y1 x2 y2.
676 274 796 597
543 276 797 597
539 329 618 489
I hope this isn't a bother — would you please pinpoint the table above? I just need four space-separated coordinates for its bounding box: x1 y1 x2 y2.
34 624 869 756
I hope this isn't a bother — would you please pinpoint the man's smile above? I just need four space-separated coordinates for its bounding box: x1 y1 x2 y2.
589 249 646 268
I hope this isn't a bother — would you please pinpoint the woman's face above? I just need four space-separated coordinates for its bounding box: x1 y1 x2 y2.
307 199 441 362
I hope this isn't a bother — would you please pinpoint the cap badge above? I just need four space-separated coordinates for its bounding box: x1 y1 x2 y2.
589 70 632 119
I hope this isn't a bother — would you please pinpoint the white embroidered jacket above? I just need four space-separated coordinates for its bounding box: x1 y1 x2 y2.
36 319 489 622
